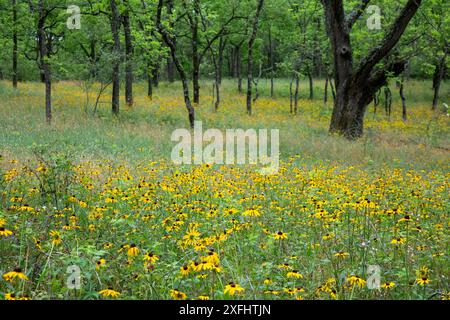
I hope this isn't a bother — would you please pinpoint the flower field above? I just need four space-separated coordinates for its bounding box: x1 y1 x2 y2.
0 80 449 300
1 156 448 300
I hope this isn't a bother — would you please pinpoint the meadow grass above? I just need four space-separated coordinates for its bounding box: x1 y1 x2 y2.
0 79 448 300
0 79 448 169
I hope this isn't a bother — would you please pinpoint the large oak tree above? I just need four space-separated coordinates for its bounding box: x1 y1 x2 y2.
322 0 422 139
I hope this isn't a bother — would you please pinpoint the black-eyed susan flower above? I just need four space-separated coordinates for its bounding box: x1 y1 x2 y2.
322 233 335 241
287 270 303 279
34 238 42 250
391 237 406 245
295 286 305 293
398 215 413 223
274 231 288 240
5 293 16 300
170 289 187 300
104 242 113 249
198 295 210 300
96 258 106 270
202 250 220 264
224 282 244 295
381 282 395 289
283 288 296 296
0 227 13 237
180 265 190 276
3 292 30 300
49 230 62 245
416 277 430 286
334 251 349 258
3 268 29 282
118 244 129 253
346 275 366 288
99 288 121 298
264 289 280 295
190 261 202 272
143 252 159 263
127 244 139 257
243 209 261 217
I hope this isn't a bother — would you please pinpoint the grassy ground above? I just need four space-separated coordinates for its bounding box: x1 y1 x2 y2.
0 79 448 300
0 79 449 168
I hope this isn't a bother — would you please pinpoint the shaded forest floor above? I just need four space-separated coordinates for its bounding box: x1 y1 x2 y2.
0 79 448 300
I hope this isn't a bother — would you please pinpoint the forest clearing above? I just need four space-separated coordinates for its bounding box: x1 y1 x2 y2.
0 0 449 303
0 79 448 300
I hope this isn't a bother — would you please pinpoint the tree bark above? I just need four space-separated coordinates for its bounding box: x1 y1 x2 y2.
432 49 447 110
246 0 265 115
329 75 336 101
157 0 195 128
147 62 153 99
322 0 422 139
308 73 314 99
187 0 201 104
236 45 242 93
289 77 294 114
384 86 392 118
109 0 121 115
37 0 51 124
218 37 226 85
399 76 407 121
122 1 133 107
294 74 299 114
152 66 159 87
167 57 175 82
12 0 18 88
268 26 275 97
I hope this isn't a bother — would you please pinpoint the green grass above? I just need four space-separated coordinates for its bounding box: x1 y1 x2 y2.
0 78 448 170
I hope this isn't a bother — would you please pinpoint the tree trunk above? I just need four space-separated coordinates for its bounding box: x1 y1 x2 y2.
37 0 51 124
109 0 121 115
214 65 220 111
147 62 153 99
167 57 175 82
324 76 329 104
157 0 195 128
268 26 275 97
294 75 299 114
218 38 226 85
399 77 407 121
322 0 422 139
329 76 336 101
147 75 153 99
190 2 200 104
289 77 294 114
88 39 98 78
152 66 159 87
122 2 133 107
308 73 314 99
246 0 265 115
12 0 18 88
237 46 242 93
432 50 447 110
373 89 381 115
384 86 392 118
